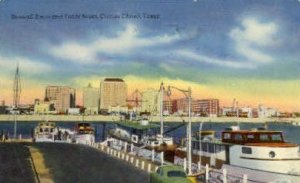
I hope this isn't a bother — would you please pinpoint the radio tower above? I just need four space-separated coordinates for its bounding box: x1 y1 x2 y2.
13 64 21 139
13 64 21 109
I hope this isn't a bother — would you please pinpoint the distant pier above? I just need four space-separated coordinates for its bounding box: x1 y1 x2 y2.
0 114 298 123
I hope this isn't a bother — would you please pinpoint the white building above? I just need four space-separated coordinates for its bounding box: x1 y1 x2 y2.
100 78 127 112
258 105 278 118
83 83 99 115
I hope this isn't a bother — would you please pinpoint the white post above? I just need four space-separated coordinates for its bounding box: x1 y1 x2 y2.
148 164 152 173
197 161 201 172
130 157 134 164
141 161 145 170
151 149 155 162
135 159 139 167
243 174 248 183
18 134 22 141
106 147 110 154
183 158 187 172
124 142 128 152
223 169 227 183
205 164 209 181
160 151 164 165
126 155 129 162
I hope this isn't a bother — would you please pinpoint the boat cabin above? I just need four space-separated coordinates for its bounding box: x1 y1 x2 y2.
36 122 56 134
76 123 94 134
222 130 284 145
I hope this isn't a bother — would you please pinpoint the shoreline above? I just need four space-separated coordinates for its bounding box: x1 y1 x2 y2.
0 114 297 123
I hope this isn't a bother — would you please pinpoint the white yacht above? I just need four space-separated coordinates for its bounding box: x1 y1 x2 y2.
174 127 300 182
33 121 74 143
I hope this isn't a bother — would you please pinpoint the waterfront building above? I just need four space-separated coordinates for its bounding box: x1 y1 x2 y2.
240 107 253 118
34 102 50 114
258 104 278 118
141 88 161 115
83 83 99 115
45 86 76 114
172 98 195 115
100 78 127 112
193 99 219 117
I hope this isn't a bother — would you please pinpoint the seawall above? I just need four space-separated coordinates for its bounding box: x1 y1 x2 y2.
0 114 297 123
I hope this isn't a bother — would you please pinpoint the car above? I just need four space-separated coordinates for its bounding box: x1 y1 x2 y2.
150 165 190 183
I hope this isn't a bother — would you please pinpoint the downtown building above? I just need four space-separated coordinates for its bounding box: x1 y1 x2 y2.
83 83 99 115
172 98 196 115
193 99 219 117
45 86 76 114
100 78 127 113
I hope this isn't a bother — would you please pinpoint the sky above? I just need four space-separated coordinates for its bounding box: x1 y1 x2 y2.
1 0 300 111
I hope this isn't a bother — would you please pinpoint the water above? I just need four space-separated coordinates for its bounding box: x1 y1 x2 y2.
0 121 299 144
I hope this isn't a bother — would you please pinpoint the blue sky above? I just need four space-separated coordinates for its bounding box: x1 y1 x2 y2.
1 0 300 110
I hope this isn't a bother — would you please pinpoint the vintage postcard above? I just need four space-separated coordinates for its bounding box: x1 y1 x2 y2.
0 0 300 182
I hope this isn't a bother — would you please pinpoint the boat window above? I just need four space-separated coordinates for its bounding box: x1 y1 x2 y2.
208 143 215 153
223 133 231 140
246 134 255 141
167 171 186 178
44 128 49 132
259 134 269 141
271 134 282 142
40 128 43 133
234 134 243 141
50 129 53 133
242 147 252 154
215 144 225 152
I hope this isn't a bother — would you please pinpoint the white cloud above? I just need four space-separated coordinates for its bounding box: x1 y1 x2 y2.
0 55 52 74
49 24 182 64
230 18 278 64
176 50 255 69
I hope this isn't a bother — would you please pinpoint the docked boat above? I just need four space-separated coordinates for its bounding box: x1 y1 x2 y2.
74 122 95 145
33 121 74 142
102 118 176 161
174 126 300 181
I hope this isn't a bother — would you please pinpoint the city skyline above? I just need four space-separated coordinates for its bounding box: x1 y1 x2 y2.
1 0 300 111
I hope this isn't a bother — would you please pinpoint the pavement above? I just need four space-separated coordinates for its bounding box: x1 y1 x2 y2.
0 142 150 183
0 143 36 183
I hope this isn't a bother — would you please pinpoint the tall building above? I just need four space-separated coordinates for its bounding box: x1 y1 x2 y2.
172 98 194 115
194 99 219 117
100 78 127 111
141 88 161 115
45 86 76 114
83 83 99 115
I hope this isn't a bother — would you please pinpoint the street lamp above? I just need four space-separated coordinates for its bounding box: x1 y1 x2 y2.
167 85 192 175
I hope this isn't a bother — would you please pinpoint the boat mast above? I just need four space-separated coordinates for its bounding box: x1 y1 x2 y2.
187 87 192 175
159 82 164 144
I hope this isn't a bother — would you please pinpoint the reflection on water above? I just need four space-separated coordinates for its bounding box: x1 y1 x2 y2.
0 121 299 144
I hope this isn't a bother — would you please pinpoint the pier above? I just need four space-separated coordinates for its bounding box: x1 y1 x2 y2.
0 114 298 123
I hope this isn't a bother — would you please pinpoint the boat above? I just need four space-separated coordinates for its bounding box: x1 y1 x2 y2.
73 122 95 145
174 126 300 182
102 117 176 161
33 121 74 142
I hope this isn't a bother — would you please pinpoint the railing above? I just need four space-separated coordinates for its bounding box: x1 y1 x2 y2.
90 143 160 173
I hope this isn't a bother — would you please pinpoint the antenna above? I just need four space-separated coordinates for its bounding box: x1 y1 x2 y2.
13 63 21 108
